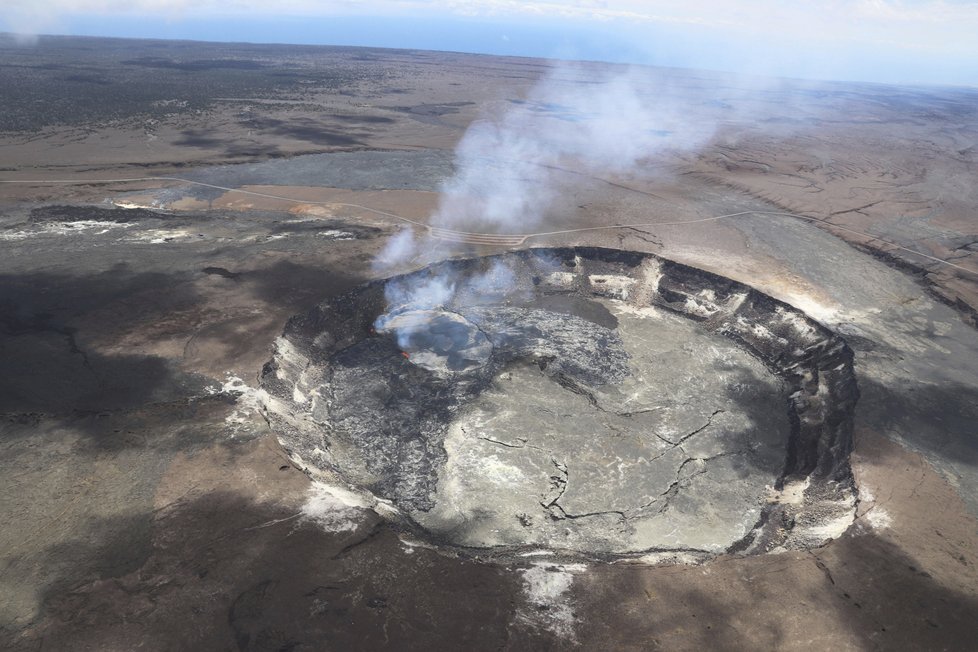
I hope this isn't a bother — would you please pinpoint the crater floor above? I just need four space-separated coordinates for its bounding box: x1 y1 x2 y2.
417 301 790 554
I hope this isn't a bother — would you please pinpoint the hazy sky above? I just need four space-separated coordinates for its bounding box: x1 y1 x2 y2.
3 1 978 86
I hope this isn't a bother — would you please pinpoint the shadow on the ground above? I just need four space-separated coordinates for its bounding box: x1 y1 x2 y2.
15 485 521 652
575 531 978 651
242 259 365 314
857 375 978 469
15 478 978 651
0 257 367 418
0 265 206 415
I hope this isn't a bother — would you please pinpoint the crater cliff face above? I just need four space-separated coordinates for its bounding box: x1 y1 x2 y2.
261 247 859 560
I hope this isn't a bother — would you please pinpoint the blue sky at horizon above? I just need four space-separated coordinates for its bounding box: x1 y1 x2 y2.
2 1 978 87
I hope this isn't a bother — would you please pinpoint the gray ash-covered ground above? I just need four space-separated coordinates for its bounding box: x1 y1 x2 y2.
262 247 859 559
327 304 629 513
3 38 978 650
180 149 455 192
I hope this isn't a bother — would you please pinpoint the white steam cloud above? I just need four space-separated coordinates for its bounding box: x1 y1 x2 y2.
373 259 529 377
376 61 714 272
374 61 715 349
430 63 713 235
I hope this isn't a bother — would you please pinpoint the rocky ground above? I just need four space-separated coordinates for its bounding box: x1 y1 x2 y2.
1 35 977 651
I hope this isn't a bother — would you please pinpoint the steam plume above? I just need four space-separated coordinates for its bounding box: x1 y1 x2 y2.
376 61 715 268
374 61 715 347
430 62 713 235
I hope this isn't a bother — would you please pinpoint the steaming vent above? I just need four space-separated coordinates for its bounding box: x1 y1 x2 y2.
375 310 492 373
261 248 859 562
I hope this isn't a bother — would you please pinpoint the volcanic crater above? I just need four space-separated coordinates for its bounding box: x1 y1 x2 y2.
261 247 859 561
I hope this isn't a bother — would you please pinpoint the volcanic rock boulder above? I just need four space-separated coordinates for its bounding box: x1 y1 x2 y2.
261 247 858 560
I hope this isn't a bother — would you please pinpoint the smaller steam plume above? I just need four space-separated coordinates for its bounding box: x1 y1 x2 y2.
375 258 524 370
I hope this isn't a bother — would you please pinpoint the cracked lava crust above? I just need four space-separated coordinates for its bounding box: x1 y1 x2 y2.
261 247 859 561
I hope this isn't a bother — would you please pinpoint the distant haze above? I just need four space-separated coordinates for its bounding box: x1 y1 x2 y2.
2 1 978 87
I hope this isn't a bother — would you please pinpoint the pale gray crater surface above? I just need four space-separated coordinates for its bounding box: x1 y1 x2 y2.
262 248 859 559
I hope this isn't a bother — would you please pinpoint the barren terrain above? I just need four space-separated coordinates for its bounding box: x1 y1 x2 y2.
1 34 977 651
